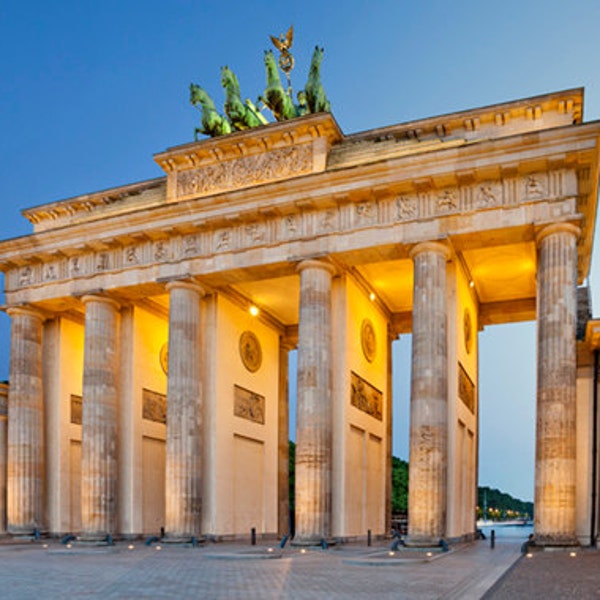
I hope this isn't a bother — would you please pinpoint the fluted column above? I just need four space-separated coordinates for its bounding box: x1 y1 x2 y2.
535 223 580 545
294 259 335 544
6 306 45 535
407 242 450 545
80 295 119 541
164 281 203 541
278 337 293 537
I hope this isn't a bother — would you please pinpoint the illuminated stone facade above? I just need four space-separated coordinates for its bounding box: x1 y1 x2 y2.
0 89 598 545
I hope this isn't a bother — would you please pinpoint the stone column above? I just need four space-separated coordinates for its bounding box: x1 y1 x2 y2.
278 337 293 537
407 242 450 546
6 307 45 535
164 281 203 541
294 259 335 545
80 295 119 541
0 384 7 533
535 223 580 545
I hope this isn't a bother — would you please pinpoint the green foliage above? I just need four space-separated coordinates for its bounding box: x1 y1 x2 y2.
391 456 409 514
477 486 533 520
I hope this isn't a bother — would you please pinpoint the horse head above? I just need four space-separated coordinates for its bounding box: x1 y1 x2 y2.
220 66 240 95
190 83 214 109
310 46 325 69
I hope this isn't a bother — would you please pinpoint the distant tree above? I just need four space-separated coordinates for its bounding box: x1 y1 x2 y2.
477 486 533 520
391 456 409 514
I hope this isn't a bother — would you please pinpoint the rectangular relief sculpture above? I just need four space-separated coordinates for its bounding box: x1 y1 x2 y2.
350 371 383 420
234 385 265 425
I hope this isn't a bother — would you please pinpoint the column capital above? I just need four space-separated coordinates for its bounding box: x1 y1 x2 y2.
81 294 121 310
165 280 206 296
296 258 337 276
5 305 46 322
536 223 581 246
409 241 452 261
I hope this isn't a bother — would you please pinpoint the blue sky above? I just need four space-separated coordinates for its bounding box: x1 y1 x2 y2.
1 1 599 501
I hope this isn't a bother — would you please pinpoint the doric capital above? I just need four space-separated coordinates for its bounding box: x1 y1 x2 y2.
409 240 452 261
536 222 581 246
165 280 206 297
5 305 46 322
81 294 121 310
296 258 337 276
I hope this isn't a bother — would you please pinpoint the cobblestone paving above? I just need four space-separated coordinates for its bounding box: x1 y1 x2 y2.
484 548 600 599
0 538 522 599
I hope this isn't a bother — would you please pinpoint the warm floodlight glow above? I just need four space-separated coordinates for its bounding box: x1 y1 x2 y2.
42 544 48 549
526 553 533 558
388 551 395 557
569 551 577 557
369 292 376 301
156 545 162 550
300 548 306 554
66 543 72 549
267 547 274 553
249 305 259 316
426 552 433 557
469 280 475 288
128 544 135 550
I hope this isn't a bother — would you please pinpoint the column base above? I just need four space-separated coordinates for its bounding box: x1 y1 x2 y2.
404 535 446 548
162 534 203 545
534 533 579 548
77 532 113 545
291 536 336 547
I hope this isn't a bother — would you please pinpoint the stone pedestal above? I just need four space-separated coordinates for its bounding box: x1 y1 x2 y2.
535 223 580 545
406 242 450 546
294 259 335 545
80 295 119 541
164 281 204 541
6 307 45 535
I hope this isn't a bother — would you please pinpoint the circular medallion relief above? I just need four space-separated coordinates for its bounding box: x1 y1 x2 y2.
463 309 473 355
159 342 169 375
239 330 262 373
361 319 377 363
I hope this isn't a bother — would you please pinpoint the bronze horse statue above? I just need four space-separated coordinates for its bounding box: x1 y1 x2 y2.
221 66 265 131
305 46 331 114
259 50 297 121
189 83 231 139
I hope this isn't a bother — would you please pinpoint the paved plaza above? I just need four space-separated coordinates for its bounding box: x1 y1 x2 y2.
0 534 598 598
0 535 522 599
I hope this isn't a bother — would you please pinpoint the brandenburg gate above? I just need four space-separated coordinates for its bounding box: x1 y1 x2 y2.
0 87 599 546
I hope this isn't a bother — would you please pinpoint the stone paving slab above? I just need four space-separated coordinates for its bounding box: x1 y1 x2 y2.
0 537 523 599
484 547 600 599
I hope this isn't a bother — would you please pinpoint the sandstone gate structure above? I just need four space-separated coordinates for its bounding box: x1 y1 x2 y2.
0 89 599 546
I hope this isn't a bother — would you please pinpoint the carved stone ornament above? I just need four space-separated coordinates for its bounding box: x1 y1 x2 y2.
234 385 265 424
159 342 169 375
463 308 473 355
350 371 383 420
239 330 262 373
176 144 312 199
361 318 377 363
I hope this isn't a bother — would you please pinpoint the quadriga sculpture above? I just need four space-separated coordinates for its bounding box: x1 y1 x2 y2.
189 83 231 139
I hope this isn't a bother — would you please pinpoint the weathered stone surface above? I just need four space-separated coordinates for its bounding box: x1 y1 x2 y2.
407 242 450 546
164 281 204 541
6 307 44 534
80 295 120 540
294 259 335 544
535 223 580 545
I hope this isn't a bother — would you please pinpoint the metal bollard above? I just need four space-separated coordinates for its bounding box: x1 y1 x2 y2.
251 527 256 546
367 529 372 546
491 529 495 549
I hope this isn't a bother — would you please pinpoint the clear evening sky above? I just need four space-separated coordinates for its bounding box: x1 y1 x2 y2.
1 1 599 501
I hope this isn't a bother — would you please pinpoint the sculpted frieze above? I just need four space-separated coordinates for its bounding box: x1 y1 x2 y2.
8 169 573 292
176 143 312 199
